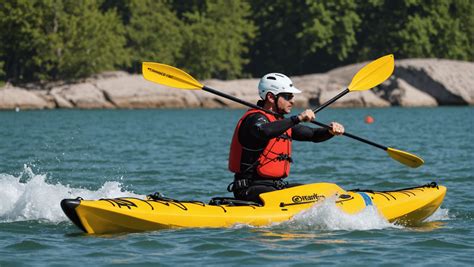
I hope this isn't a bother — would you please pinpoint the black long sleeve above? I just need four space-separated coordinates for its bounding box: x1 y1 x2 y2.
253 116 298 139
292 124 334 142
239 113 334 148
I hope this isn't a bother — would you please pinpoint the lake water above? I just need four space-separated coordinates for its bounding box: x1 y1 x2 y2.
1 107 473 266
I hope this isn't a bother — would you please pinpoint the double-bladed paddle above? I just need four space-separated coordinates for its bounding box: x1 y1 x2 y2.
142 56 424 168
313 54 394 113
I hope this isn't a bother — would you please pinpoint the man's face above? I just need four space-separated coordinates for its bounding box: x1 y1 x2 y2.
276 93 294 114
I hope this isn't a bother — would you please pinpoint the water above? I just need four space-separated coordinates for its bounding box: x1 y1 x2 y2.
1 107 473 266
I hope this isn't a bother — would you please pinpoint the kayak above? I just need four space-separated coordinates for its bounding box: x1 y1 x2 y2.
61 182 446 234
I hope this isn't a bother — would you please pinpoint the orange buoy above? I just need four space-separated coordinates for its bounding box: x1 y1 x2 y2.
365 115 374 124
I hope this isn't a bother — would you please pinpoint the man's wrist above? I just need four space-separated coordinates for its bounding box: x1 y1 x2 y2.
290 115 301 124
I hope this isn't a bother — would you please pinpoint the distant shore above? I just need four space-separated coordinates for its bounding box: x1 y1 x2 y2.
1 58 473 110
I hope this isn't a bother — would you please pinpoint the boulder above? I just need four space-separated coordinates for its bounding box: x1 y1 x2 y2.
30 90 57 109
1 58 472 110
203 79 262 108
0 87 52 110
96 74 201 109
376 78 438 107
291 74 328 107
392 59 474 105
51 83 114 109
321 63 391 107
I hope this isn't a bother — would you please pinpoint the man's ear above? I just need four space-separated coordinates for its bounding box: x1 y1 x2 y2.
266 92 276 104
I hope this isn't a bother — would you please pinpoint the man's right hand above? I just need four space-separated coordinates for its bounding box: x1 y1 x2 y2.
297 109 315 122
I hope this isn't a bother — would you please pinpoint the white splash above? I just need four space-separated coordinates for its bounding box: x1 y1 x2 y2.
424 208 451 222
0 165 143 223
281 197 399 231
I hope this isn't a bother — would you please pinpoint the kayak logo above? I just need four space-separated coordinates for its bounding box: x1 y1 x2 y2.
148 68 173 79
291 193 324 203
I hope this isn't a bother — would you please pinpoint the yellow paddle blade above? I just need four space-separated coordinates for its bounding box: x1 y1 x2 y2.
142 62 203 90
387 147 424 168
348 54 395 91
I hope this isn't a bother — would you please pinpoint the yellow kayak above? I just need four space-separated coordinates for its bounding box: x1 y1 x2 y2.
61 182 446 234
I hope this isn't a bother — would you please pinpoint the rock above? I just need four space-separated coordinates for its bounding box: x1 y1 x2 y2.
51 83 114 109
203 79 262 108
204 74 328 109
96 74 201 109
393 59 474 105
376 78 438 107
30 90 57 109
291 74 328 107
0 87 52 110
1 59 472 110
321 63 391 107
50 88 74 108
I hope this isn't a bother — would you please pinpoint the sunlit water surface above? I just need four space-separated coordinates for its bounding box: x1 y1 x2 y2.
1 107 472 266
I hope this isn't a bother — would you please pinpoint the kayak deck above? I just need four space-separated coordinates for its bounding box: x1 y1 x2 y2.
61 182 446 234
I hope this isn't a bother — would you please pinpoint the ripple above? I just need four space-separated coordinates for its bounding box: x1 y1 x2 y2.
408 238 472 249
5 240 51 251
0 108 473 266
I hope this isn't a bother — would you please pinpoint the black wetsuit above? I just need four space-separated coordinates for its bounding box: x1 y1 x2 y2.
231 113 334 203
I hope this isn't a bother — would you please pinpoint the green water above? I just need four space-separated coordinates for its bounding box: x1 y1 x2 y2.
1 107 473 266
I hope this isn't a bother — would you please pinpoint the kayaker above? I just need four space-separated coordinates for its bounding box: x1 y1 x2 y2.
228 73 345 203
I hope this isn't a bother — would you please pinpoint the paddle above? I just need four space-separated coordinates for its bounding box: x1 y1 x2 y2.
313 54 394 113
142 61 424 168
142 62 276 115
311 121 423 168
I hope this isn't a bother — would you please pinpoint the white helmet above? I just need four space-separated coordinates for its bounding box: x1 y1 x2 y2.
258 73 301 100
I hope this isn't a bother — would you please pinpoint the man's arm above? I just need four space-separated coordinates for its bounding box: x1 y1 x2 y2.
248 114 299 140
292 124 334 142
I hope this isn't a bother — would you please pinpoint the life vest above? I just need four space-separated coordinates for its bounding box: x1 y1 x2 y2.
228 109 292 179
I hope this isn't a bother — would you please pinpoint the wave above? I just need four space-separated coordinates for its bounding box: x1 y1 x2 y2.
424 207 451 222
279 197 400 231
0 165 142 223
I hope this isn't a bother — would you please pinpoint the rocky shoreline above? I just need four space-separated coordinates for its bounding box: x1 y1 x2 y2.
1 59 473 110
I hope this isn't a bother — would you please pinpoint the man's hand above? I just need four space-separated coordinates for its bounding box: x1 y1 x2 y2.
329 122 345 136
297 109 315 122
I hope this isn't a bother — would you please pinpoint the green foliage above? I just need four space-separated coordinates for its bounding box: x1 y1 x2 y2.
247 0 361 75
0 60 4 83
177 0 256 79
126 0 184 72
354 0 473 61
57 1 129 79
0 0 55 82
0 0 472 84
0 0 127 83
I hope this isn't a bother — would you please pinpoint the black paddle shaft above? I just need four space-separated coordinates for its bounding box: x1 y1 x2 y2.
202 86 281 117
203 85 387 152
312 88 350 113
311 121 387 151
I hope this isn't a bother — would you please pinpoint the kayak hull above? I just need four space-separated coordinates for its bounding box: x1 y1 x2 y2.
61 182 446 234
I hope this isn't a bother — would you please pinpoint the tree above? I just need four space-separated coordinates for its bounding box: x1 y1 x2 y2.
354 0 473 61
0 61 4 84
0 0 128 83
126 0 184 72
176 0 256 79
0 0 57 82
54 0 129 80
246 0 360 76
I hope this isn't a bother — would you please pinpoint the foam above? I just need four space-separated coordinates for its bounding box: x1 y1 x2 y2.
424 208 451 222
280 197 400 231
0 165 142 223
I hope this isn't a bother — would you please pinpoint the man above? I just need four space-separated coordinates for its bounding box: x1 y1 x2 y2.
228 73 345 203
